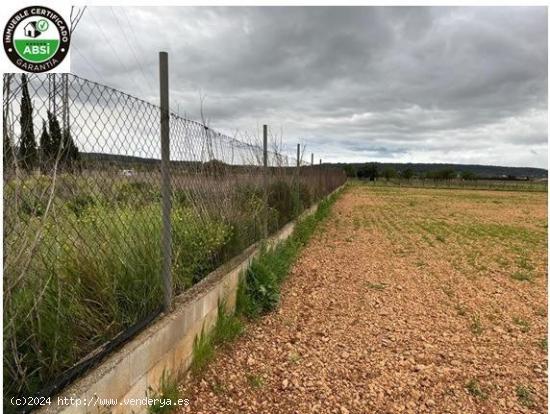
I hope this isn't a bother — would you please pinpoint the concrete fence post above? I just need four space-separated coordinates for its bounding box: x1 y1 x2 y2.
263 124 268 238
159 51 172 313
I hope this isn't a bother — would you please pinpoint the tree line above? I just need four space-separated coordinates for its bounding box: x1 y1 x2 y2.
344 163 479 181
4 74 81 174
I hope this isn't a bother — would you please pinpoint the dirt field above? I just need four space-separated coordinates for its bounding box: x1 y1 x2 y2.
181 184 548 413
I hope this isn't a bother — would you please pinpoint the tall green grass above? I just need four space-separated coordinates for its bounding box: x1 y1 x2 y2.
4 203 229 406
237 187 341 319
4 173 344 407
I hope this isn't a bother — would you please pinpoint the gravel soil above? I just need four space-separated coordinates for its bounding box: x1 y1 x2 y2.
180 184 548 414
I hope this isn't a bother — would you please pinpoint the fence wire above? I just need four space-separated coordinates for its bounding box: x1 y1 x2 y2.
3 72 346 407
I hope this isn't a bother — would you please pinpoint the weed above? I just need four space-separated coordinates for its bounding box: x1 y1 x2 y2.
511 270 533 282
465 378 487 400
210 380 227 395
517 255 534 271
147 370 182 414
288 351 301 363
191 302 243 377
455 304 467 316
512 316 530 333
246 373 264 389
538 337 547 351
441 285 455 298
212 302 243 345
367 282 387 291
516 385 535 407
237 189 341 319
435 234 445 243
470 313 483 335
191 327 214 376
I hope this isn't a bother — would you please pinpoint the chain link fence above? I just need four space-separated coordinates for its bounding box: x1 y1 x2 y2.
3 72 346 408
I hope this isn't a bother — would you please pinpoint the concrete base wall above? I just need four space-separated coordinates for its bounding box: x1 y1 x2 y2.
39 199 325 414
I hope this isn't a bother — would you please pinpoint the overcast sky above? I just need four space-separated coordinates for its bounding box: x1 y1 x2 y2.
71 6 548 168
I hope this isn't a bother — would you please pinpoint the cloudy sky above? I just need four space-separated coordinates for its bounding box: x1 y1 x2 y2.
71 6 548 168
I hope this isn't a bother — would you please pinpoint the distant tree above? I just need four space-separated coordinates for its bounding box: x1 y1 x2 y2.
427 168 456 180
343 164 357 178
401 168 414 180
381 167 397 181
39 119 52 173
45 111 80 172
47 110 62 160
61 128 81 172
3 120 13 173
202 159 227 177
358 163 379 181
461 171 477 180
18 74 38 172
3 74 14 173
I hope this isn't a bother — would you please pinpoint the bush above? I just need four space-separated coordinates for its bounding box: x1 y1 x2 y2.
113 180 161 204
267 180 294 228
4 204 229 405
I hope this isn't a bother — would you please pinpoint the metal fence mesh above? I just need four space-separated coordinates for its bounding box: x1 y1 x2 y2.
3 73 346 405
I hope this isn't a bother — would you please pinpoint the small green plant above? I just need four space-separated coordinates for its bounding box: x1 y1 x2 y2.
511 270 533 282
246 373 264 389
191 327 214 376
538 337 547 351
366 281 386 291
147 370 182 414
435 234 445 243
455 304 467 316
212 302 243 345
288 351 301 363
516 385 534 408
465 378 487 400
512 316 530 333
471 313 483 335
237 190 342 319
191 302 244 377
517 255 534 271
210 380 227 395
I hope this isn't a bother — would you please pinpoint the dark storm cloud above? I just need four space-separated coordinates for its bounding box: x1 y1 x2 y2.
71 6 547 167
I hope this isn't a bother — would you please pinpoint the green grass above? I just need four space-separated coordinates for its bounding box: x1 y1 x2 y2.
470 313 483 335
511 270 534 282
538 337 548 351
191 302 244 377
211 302 244 345
512 316 530 333
465 378 488 400
366 281 387 291
246 373 264 389
188 187 343 381
4 172 346 406
516 385 535 407
147 370 183 414
237 188 342 319
190 327 215 377
4 205 230 404
455 304 467 316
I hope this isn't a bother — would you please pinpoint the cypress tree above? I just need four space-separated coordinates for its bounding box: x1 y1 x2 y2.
3 118 13 173
39 119 52 173
47 110 63 168
62 128 80 172
18 74 37 172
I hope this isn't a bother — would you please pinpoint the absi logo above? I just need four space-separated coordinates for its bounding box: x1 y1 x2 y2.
3 6 70 72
